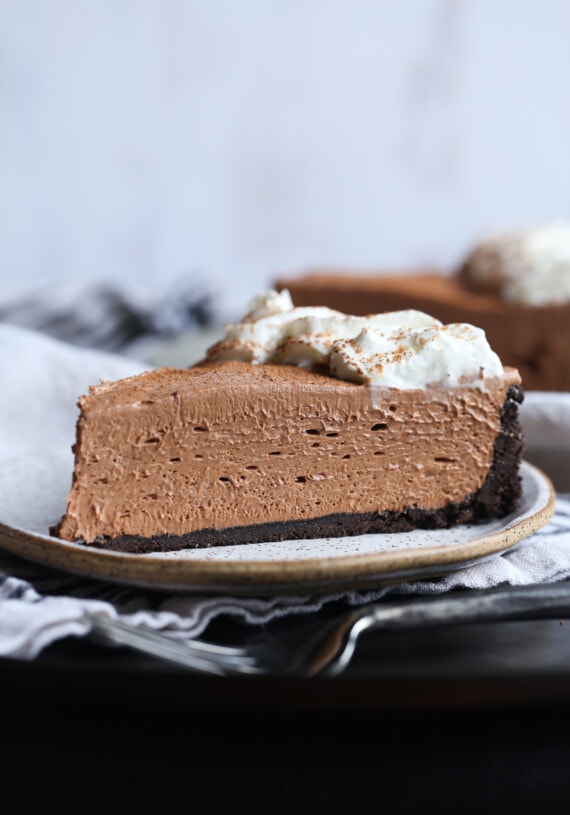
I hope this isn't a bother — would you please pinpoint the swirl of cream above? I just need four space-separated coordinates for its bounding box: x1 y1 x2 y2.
207 291 504 389
459 222 570 305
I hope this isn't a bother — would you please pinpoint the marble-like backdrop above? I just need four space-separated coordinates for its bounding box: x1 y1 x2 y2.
1 0 569 317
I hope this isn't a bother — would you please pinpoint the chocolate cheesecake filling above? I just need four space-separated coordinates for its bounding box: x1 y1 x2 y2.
52 361 523 553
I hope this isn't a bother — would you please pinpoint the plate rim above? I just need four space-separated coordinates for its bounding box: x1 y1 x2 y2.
0 458 556 595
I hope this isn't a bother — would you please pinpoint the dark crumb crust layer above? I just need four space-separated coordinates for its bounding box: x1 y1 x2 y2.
76 385 525 554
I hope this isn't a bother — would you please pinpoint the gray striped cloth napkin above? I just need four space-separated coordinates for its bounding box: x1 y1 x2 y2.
0 277 213 356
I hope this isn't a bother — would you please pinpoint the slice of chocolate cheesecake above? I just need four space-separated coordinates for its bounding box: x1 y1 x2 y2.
52 292 524 553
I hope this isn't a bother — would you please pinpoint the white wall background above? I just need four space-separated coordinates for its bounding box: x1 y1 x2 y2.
1 0 570 317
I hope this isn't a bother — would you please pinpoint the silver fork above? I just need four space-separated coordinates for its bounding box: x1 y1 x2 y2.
86 581 570 677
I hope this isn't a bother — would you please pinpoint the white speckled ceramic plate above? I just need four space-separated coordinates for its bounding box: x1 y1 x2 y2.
0 447 556 595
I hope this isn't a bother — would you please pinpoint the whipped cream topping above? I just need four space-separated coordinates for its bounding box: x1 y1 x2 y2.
206 290 504 389
463 222 570 305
